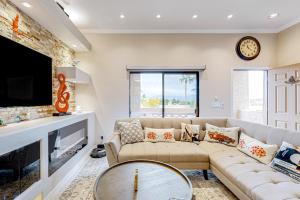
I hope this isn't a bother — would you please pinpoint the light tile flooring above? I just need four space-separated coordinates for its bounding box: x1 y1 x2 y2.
59 157 237 200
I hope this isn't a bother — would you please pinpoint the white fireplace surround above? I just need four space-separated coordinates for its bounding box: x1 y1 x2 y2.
0 112 96 200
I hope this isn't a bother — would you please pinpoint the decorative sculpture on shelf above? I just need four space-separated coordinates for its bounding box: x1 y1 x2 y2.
54 73 71 116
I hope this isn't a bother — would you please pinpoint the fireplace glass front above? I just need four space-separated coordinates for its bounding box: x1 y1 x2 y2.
0 141 41 200
48 120 88 176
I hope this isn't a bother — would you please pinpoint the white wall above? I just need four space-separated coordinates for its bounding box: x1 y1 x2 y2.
277 23 300 67
75 33 276 141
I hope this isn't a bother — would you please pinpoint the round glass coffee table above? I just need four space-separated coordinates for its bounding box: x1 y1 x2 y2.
94 160 193 200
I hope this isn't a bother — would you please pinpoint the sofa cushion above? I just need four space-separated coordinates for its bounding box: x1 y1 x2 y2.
200 141 300 200
227 118 300 147
191 118 228 131
118 141 209 163
251 182 300 200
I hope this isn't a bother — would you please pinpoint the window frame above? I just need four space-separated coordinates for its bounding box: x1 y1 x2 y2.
129 71 200 118
231 68 268 124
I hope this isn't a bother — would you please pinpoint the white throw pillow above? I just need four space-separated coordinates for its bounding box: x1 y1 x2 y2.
118 120 144 145
204 123 239 146
270 141 300 182
237 133 278 164
144 128 175 143
181 123 201 142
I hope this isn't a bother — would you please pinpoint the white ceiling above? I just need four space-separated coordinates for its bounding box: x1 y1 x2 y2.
60 0 300 33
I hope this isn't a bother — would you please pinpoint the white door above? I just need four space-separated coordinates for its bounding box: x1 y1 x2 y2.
268 66 300 131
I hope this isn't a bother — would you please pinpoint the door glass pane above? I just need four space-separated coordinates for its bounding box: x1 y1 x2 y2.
130 73 163 117
164 74 197 117
232 70 267 124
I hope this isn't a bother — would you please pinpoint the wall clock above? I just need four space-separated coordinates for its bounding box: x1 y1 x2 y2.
236 36 261 61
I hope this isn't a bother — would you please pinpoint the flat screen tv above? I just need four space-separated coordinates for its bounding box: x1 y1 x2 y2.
0 36 52 107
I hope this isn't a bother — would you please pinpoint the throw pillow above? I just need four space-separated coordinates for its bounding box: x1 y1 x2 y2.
204 123 239 146
118 120 144 145
181 123 201 142
270 141 300 181
237 133 278 164
144 128 176 143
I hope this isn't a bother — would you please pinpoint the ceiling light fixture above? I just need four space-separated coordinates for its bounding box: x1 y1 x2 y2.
192 14 198 19
22 2 32 8
227 14 234 19
72 44 77 48
269 13 279 19
120 14 125 19
156 14 161 19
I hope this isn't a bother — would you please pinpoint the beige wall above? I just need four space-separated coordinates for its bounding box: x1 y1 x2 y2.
277 23 300 66
76 33 276 141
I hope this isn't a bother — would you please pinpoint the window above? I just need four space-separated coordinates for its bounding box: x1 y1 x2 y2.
129 72 199 118
232 70 267 124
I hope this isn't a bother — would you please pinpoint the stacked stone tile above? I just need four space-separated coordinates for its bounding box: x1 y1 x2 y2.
0 1 75 124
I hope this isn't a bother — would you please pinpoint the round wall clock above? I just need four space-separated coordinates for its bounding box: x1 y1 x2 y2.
236 36 261 61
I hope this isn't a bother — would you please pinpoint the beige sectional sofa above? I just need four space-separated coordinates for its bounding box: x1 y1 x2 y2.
105 118 300 200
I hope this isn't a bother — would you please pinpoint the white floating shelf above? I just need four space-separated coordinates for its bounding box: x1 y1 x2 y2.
10 0 91 52
57 67 90 84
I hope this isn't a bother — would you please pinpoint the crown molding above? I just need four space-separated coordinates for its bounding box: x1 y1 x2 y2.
275 18 300 32
80 28 278 34
80 19 300 34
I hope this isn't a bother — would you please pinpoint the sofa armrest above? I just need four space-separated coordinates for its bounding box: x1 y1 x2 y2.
104 132 121 166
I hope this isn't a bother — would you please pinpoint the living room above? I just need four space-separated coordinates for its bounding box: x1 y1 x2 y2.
0 0 300 200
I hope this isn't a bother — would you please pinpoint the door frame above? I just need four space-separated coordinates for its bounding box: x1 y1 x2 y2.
230 67 269 124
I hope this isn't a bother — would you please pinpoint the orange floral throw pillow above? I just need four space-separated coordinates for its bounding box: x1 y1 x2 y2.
144 128 175 143
237 133 278 164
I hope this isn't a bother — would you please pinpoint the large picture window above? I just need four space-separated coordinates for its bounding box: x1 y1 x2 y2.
129 72 199 118
232 70 268 124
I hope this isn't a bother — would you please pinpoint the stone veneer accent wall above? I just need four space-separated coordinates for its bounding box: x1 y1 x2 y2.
0 0 75 124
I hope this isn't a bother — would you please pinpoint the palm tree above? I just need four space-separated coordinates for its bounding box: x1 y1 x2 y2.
179 75 195 101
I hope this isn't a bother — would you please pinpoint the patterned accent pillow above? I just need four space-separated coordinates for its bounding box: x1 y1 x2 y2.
237 133 278 164
144 128 175 143
270 141 300 181
181 123 201 142
204 123 240 146
118 120 144 145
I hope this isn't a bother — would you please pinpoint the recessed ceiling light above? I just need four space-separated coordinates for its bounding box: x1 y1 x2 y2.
156 14 161 19
22 2 32 8
120 14 125 19
227 14 234 19
72 44 77 48
192 14 198 19
269 13 279 19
